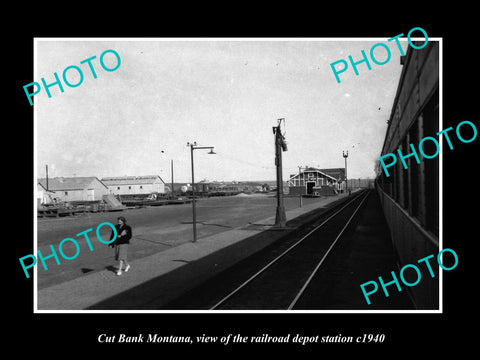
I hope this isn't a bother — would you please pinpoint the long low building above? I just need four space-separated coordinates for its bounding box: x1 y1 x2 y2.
101 175 166 195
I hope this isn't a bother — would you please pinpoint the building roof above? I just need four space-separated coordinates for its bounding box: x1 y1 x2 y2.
37 183 55 193
288 167 339 182
101 175 165 186
38 177 107 191
318 168 346 181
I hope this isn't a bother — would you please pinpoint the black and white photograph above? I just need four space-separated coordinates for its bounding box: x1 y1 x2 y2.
31 37 441 312
10 11 478 354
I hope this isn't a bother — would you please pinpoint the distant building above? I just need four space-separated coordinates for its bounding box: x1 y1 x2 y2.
318 168 373 189
178 180 266 195
101 175 166 195
37 177 110 202
288 167 342 196
37 183 56 205
318 168 345 183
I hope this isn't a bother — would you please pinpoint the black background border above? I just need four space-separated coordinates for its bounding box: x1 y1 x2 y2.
8 8 477 354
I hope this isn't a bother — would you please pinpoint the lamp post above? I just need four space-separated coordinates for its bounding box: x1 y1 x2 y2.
343 150 349 195
187 141 216 242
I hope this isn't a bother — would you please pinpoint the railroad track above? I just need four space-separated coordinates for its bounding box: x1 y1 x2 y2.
210 189 371 310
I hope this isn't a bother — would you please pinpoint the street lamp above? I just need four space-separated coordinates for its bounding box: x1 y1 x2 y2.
187 141 216 242
343 150 349 195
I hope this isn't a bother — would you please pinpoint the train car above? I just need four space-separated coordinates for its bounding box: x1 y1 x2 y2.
375 40 440 309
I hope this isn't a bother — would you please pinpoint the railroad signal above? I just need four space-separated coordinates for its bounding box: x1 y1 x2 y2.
343 150 349 194
274 118 287 227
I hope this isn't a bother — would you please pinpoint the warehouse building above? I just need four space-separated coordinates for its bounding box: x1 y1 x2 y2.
101 175 166 196
37 177 110 202
37 183 56 205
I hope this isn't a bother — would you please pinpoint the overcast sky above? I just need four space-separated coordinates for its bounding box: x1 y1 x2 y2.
35 38 407 183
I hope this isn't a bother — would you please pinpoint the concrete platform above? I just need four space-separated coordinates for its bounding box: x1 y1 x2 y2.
37 193 351 311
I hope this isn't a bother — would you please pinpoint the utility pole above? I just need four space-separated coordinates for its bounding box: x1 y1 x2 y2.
161 150 175 200
171 159 174 200
273 118 287 227
45 164 49 191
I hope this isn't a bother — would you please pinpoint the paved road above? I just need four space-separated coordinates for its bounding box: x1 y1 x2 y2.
35 194 325 289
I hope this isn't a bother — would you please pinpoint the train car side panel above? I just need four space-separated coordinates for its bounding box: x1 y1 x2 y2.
376 41 440 310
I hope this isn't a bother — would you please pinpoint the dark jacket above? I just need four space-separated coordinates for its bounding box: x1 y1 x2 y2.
110 224 132 246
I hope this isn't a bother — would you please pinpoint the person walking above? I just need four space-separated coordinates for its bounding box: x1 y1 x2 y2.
109 216 132 276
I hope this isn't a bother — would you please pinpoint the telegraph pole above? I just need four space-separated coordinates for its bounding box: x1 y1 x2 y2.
273 118 287 227
45 164 49 191
171 159 174 200
161 150 175 200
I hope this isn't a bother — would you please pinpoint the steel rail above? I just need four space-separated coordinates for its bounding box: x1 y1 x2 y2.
209 189 369 310
287 190 370 309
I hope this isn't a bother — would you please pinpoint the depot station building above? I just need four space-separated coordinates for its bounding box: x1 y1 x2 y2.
287 167 346 196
